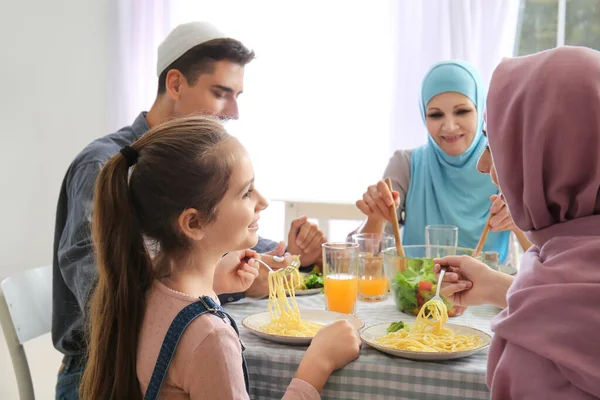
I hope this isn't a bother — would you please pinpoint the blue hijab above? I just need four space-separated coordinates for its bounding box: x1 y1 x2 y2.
402 61 510 262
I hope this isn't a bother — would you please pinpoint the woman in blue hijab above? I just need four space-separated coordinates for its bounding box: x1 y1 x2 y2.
353 60 522 262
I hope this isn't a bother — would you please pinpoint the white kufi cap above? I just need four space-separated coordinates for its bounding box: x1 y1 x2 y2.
156 21 228 77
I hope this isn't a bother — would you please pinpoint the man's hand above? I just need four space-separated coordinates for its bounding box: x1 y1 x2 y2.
244 261 270 298
286 216 327 267
265 241 286 260
213 249 259 295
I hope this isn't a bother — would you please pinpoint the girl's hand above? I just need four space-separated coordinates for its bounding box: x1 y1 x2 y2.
213 249 260 295
295 320 361 392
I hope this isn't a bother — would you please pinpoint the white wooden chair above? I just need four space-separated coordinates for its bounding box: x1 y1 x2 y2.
0 265 52 400
280 200 365 239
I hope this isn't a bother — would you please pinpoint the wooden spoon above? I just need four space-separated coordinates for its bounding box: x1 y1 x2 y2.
472 213 493 258
385 178 406 258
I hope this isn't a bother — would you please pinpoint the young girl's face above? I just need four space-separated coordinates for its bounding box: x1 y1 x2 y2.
202 139 269 253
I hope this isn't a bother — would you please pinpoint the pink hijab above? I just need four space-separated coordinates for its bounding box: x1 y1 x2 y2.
485 46 600 399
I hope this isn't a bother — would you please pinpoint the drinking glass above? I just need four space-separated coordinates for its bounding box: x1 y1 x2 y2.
351 233 394 302
425 225 458 258
322 242 359 314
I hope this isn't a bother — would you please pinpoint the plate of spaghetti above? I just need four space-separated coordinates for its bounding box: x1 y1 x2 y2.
242 264 363 344
360 299 491 360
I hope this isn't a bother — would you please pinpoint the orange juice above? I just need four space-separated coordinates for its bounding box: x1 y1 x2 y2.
324 273 358 314
358 276 388 297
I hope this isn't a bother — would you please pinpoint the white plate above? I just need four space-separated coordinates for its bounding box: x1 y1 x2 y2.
291 288 323 296
242 309 364 345
360 322 492 361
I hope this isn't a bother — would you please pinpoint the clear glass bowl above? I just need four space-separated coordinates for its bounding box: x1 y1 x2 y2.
382 245 483 317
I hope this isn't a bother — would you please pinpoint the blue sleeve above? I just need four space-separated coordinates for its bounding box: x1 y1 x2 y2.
251 236 279 254
56 161 103 312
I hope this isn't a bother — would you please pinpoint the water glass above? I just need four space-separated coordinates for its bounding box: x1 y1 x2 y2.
425 225 458 258
351 233 394 302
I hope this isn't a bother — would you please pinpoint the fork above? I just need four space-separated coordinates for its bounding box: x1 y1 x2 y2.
251 257 300 276
431 265 448 304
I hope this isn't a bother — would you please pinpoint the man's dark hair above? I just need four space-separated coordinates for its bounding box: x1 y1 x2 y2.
157 38 255 95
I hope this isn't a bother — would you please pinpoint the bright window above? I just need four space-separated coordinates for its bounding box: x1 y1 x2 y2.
516 0 600 55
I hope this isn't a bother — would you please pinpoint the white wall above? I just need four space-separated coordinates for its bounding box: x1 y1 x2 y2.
0 0 112 398
170 0 396 206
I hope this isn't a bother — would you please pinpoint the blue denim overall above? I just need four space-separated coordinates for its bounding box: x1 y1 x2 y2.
143 296 250 400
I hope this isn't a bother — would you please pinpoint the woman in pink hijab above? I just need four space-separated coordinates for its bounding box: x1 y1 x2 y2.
435 46 600 399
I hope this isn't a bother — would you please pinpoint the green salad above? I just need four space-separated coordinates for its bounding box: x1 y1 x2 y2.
295 267 324 290
304 272 324 289
391 258 457 316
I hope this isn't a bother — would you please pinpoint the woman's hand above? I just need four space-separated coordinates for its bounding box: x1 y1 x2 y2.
213 249 260 295
356 180 400 224
489 194 517 232
434 255 513 309
489 194 533 251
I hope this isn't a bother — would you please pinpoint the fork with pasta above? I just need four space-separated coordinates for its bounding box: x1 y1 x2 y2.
251 256 300 277
258 256 324 337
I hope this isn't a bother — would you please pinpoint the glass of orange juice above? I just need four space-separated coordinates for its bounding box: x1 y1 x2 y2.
352 233 394 302
322 242 359 314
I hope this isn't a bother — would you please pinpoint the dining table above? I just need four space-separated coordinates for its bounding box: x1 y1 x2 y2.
224 293 500 400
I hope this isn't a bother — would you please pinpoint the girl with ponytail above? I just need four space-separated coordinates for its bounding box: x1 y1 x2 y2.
80 116 361 399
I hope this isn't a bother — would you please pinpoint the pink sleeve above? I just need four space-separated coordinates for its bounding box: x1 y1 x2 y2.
183 326 250 400
282 378 320 400
184 327 320 400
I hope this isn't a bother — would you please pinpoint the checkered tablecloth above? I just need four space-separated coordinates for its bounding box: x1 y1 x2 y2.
224 294 499 400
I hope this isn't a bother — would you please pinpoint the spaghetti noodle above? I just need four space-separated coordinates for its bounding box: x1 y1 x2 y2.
374 299 482 352
260 259 323 337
